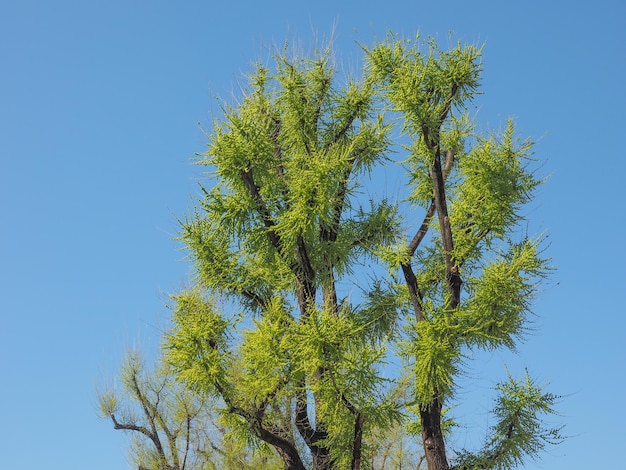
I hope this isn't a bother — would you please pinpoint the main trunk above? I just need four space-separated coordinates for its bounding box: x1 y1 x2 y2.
420 397 450 470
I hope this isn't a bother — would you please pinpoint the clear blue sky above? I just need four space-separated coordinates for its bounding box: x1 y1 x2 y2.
1 1 624 468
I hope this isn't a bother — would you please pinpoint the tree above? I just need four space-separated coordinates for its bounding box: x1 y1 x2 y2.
163 34 562 470
365 418 425 469
98 350 282 470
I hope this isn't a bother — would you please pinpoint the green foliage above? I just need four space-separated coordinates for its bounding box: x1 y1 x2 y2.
194 51 391 273
366 34 482 211
366 34 482 133
457 239 549 350
101 33 562 470
449 121 541 267
453 372 563 470
407 314 461 406
166 290 232 394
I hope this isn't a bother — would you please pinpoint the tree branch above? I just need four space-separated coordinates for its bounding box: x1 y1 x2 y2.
425 132 461 311
205 334 304 470
407 201 436 258
323 347 366 470
295 233 317 317
400 262 425 322
240 167 282 252
402 148 456 322
322 97 368 154
312 73 331 141
129 373 166 460
295 385 316 444
351 414 366 470
181 410 192 470
240 289 271 311
110 413 154 440
148 377 180 469
241 162 317 317
438 83 459 124
407 149 454 258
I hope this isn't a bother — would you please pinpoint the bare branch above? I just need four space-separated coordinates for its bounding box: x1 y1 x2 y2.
110 413 154 440
129 372 166 459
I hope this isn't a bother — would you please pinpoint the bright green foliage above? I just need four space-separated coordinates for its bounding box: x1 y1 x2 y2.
458 239 548 350
407 314 461 406
166 46 404 469
157 34 561 470
454 372 563 470
366 37 481 210
363 34 560 469
166 290 232 393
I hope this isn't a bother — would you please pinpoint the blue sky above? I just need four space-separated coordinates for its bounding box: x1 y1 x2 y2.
1 1 624 468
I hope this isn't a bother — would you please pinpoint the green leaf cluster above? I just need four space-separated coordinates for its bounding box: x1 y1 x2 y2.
453 372 563 470
165 290 232 394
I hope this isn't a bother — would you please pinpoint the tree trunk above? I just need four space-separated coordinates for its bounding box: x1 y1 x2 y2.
351 414 365 470
420 397 449 470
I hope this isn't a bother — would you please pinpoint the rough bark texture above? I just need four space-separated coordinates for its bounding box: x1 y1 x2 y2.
420 398 450 470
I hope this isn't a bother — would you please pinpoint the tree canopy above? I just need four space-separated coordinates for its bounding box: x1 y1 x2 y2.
102 33 562 470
